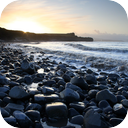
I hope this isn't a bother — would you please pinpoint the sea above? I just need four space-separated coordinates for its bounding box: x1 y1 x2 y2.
9 41 128 74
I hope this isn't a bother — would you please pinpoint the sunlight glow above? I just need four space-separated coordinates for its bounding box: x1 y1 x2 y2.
6 20 52 33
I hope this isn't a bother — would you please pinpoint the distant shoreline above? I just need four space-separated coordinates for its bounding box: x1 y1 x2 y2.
0 27 93 42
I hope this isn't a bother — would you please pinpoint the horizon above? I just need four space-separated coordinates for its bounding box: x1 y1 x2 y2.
0 0 128 41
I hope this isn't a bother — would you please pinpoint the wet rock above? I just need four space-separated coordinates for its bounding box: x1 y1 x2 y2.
116 95 126 103
121 99 128 108
3 97 13 105
13 110 32 128
65 82 82 92
60 88 80 103
122 91 128 99
4 116 17 127
69 102 85 113
5 103 24 114
9 86 29 99
88 89 98 98
62 74 71 82
98 100 112 113
85 74 97 84
43 80 56 86
42 86 55 94
57 64 67 71
1 58 9 65
96 89 117 104
70 115 84 125
34 94 59 104
65 71 75 77
46 102 68 119
1 108 10 117
109 118 123 127
25 110 40 121
70 76 88 90
0 92 7 99
83 109 109 128
0 74 9 85
68 108 80 118
9 81 20 87
24 75 33 85
35 121 44 128
113 103 127 116
21 59 35 74
0 86 10 93
25 103 43 112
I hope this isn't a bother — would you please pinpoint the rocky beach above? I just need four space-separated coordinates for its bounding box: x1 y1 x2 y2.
0 42 128 128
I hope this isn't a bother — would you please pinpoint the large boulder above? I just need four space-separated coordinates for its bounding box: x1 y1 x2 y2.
96 89 117 104
9 86 29 99
46 102 68 119
70 76 88 90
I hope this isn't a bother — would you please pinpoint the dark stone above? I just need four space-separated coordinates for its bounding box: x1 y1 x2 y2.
120 80 128 86
0 92 7 99
24 75 33 85
46 102 68 119
3 97 13 105
116 95 126 103
108 73 120 79
88 89 98 98
60 88 80 103
25 110 40 121
65 82 82 92
13 110 32 128
5 103 24 114
68 108 80 118
25 103 43 112
9 86 29 99
97 76 107 81
65 71 75 77
86 69 93 74
0 86 9 93
1 108 10 117
70 76 88 90
85 74 97 84
62 74 71 82
113 103 127 116
35 121 44 128
69 102 85 113
43 80 56 86
121 99 128 108
1 58 9 65
34 94 59 104
83 109 109 128
0 74 9 85
4 116 17 127
96 89 117 104
122 91 128 99
70 115 84 125
57 80 66 86
98 100 112 113
9 81 20 87
21 59 35 74
109 118 123 127
41 86 55 94
57 64 67 70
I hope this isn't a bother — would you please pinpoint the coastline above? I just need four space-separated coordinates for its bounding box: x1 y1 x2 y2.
0 42 128 128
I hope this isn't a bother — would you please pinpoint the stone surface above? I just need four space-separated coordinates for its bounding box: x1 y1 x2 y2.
109 118 123 127
83 109 109 128
13 110 32 128
96 89 117 104
60 88 80 103
1 108 10 117
0 74 9 85
70 115 84 125
46 102 68 119
121 99 128 108
85 74 97 84
9 86 29 99
113 103 127 116
70 76 88 90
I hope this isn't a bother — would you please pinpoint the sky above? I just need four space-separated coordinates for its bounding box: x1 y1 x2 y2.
0 0 128 41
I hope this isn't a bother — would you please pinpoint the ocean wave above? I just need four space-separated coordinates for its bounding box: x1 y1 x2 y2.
65 43 128 53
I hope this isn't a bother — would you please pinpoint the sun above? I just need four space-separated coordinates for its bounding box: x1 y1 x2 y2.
6 20 51 33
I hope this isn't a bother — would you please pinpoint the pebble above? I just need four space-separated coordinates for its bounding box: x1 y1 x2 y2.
0 44 127 128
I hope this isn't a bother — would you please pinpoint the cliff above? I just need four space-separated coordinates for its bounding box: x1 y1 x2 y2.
0 27 93 42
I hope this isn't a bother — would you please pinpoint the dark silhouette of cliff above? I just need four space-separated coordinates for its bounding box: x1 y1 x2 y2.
0 27 93 42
